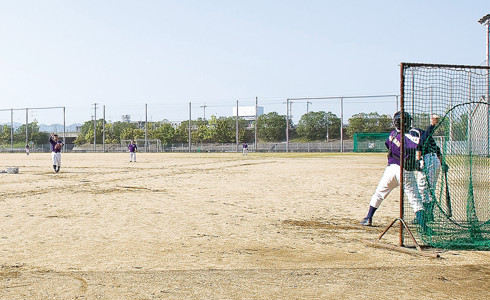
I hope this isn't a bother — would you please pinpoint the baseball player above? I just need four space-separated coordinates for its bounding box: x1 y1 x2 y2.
25 144 30 155
416 114 447 220
49 133 64 173
242 143 248 156
128 140 137 162
360 111 429 231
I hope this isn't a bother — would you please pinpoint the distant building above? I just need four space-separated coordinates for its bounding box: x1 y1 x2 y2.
122 115 131 123
232 106 264 128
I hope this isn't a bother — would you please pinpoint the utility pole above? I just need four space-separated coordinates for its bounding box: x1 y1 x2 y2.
200 104 207 120
93 103 97 152
307 101 312 113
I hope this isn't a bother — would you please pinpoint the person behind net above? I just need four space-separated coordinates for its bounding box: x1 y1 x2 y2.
416 114 449 221
49 133 64 173
128 140 138 162
360 112 430 232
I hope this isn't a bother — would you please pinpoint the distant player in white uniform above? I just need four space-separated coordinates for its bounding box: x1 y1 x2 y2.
128 140 138 162
49 133 64 173
360 112 429 231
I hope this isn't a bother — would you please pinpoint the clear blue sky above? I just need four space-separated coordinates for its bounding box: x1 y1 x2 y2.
0 0 488 125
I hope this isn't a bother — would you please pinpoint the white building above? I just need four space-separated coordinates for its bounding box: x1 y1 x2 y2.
232 106 264 120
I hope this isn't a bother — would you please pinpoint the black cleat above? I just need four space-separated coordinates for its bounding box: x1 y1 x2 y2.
360 217 372 226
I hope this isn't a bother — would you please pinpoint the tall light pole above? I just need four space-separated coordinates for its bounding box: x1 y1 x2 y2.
479 14 490 67
478 14 490 155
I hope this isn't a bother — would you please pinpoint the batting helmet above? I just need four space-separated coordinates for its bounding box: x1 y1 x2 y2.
393 111 412 131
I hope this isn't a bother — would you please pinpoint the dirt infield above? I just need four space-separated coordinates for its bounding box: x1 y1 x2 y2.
0 153 488 299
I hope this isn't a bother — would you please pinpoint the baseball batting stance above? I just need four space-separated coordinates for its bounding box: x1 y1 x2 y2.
360 112 430 232
49 133 64 173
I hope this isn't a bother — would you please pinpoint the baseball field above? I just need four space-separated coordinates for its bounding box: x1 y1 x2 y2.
0 152 488 299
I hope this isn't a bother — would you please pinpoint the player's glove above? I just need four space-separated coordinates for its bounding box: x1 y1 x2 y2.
417 159 425 171
442 162 449 173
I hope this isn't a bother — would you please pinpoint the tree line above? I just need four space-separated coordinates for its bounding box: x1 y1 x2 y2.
0 111 469 146
72 112 393 145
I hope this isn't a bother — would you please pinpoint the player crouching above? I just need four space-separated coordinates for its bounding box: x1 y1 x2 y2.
49 133 64 173
360 112 431 233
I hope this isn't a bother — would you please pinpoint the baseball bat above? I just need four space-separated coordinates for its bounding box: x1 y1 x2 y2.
444 170 452 218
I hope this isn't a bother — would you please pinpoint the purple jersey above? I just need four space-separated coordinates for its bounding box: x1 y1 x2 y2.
386 128 422 170
128 143 137 152
49 137 63 153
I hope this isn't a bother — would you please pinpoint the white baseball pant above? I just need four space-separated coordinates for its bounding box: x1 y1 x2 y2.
51 152 61 166
369 164 423 213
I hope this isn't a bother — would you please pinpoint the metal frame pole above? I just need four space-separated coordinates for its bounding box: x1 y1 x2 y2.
486 22 490 156
25 108 28 147
93 103 97 152
286 99 289 152
10 108 13 150
145 103 148 153
340 97 343 153
399 63 406 247
63 107 66 152
255 96 258 153
103 105 106 153
188 102 192 153
236 100 239 153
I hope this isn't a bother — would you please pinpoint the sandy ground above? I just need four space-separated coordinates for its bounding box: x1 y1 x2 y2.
0 152 488 299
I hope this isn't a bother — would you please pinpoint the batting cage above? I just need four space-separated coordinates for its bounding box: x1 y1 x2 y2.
399 63 490 250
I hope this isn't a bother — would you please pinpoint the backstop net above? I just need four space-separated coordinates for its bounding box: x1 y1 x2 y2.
401 63 490 250
353 133 391 152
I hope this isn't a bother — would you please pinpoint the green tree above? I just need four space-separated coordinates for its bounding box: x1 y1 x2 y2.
257 112 289 142
120 127 145 141
149 122 176 145
296 111 341 141
0 125 12 144
346 112 392 137
15 121 49 145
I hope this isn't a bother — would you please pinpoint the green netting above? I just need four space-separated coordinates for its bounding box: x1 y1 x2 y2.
353 133 391 152
401 63 490 250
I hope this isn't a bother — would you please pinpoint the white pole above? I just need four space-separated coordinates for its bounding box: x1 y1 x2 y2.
236 100 239 153
286 99 289 153
103 105 106 153
340 97 344 153
254 97 258 152
188 102 192 153
25 108 28 147
145 103 148 153
63 107 66 152
10 108 13 150
93 103 97 152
